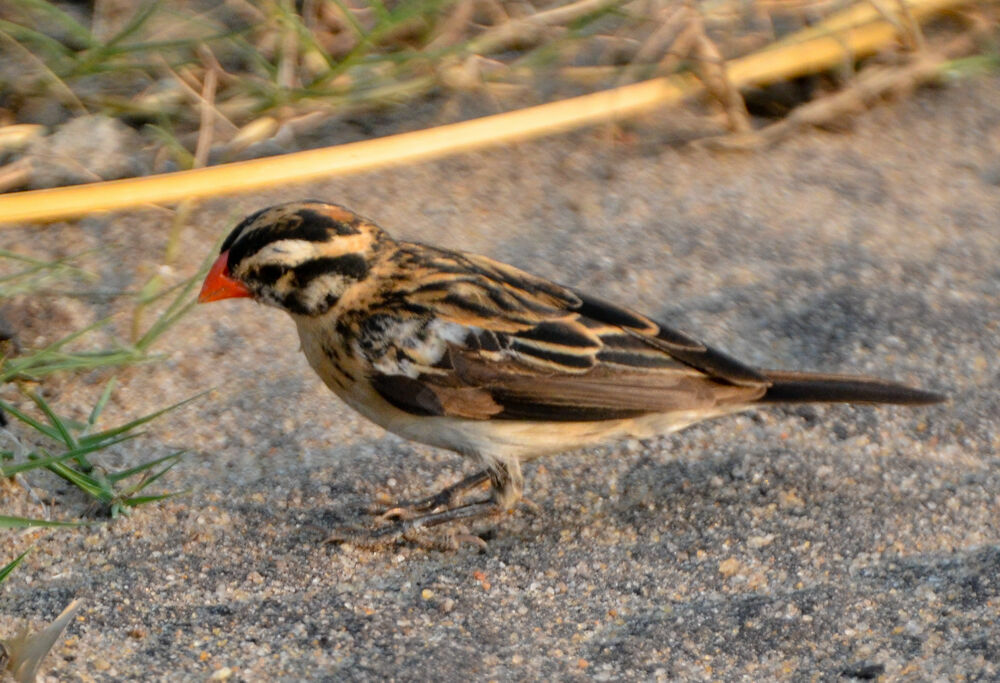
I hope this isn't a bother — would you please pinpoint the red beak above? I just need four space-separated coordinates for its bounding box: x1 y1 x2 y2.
198 250 252 303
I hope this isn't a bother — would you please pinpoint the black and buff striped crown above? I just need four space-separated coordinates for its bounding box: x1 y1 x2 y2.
220 201 386 315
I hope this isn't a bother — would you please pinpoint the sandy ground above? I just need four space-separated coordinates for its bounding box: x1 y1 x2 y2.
1 77 999 681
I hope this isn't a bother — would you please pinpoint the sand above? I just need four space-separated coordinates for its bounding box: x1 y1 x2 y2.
1 77 998 681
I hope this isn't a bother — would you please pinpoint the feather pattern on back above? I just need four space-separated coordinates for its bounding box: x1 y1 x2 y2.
329 243 770 422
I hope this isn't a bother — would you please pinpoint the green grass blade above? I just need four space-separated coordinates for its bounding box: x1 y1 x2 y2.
0 262 61 286
79 390 206 447
1 433 138 477
33 317 108 351
0 249 54 265
120 459 179 496
87 377 117 429
2 348 155 382
0 549 29 584
0 19 77 68
106 450 184 484
10 0 95 47
74 2 161 74
0 248 94 285
0 515 87 528
44 459 112 502
134 254 214 351
134 298 196 351
102 0 160 50
0 399 62 442
102 27 249 56
27 392 79 449
122 489 188 507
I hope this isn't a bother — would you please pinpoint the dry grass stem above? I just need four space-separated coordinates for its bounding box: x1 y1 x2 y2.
0 0 986 224
193 67 219 169
700 33 978 150
156 57 239 138
0 160 32 194
469 0 624 54
426 0 477 51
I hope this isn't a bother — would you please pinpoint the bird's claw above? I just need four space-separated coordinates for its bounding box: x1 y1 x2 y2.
376 506 420 522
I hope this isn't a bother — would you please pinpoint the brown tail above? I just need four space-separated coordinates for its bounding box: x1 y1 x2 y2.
758 370 945 405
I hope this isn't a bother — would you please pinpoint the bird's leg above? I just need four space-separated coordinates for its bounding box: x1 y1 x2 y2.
488 459 523 511
378 469 492 520
326 498 500 547
487 459 539 513
380 460 523 530
327 460 525 546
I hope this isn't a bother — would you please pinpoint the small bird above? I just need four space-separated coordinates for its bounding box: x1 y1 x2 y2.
199 201 943 542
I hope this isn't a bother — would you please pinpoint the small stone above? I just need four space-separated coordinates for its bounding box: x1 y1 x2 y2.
719 557 742 577
26 115 147 188
779 490 805 508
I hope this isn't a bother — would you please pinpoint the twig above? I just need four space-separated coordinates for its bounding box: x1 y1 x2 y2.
193 64 219 168
426 0 476 51
689 7 752 133
155 56 239 137
631 3 691 66
468 0 625 54
0 32 88 116
0 160 32 194
700 34 976 150
278 14 300 90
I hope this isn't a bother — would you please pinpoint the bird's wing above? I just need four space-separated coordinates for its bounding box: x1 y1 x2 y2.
359 249 768 421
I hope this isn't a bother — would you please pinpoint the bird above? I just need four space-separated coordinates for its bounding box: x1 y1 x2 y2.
198 200 944 543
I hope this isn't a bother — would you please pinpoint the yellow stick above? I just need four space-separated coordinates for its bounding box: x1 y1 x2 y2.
0 0 963 225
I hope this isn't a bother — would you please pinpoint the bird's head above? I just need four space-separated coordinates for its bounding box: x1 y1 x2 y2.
198 201 386 315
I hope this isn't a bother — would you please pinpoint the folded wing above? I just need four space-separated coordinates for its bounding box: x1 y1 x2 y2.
363 249 768 421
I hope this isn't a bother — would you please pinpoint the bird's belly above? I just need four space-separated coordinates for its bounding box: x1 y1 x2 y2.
296 321 748 461
323 366 741 461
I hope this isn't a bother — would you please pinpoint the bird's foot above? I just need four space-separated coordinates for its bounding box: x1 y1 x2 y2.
325 498 500 548
517 497 541 516
374 470 492 522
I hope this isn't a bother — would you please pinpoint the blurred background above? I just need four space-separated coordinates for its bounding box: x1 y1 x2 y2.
1 0 994 192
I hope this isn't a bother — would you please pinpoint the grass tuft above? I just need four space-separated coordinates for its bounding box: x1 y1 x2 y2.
0 0 740 152
0 250 209 384
0 248 207 528
1 389 199 518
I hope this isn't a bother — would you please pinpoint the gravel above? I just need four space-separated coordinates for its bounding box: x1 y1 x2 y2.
1 77 998 681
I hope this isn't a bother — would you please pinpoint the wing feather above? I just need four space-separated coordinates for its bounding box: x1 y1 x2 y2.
361 248 769 421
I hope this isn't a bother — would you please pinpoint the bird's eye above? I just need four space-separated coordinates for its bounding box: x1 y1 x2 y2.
254 264 287 284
